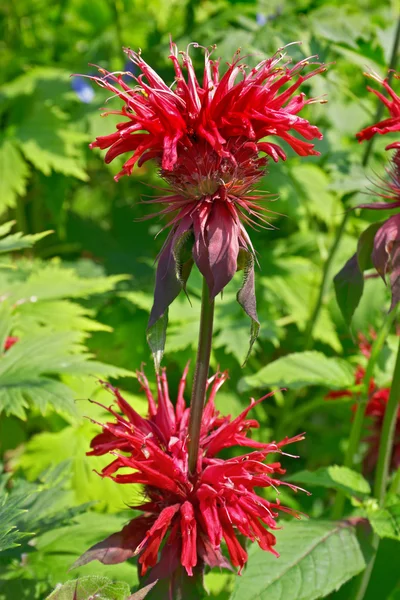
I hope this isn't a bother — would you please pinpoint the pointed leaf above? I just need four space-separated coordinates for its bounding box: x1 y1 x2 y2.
287 466 371 499
147 311 168 372
334 254 364 328
46 576 130 600
238 351 354 392
237 251 260 366
367 503 400 540
147 231 194 369
0 138 29 215
127 582 158 600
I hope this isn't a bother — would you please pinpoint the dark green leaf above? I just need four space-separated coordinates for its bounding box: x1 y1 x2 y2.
231 520 366 600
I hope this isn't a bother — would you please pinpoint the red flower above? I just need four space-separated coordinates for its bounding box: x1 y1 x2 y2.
363 387 400 473
326 333 399 472
356 74 400 147
84 42 325 329
3 336 18 351
76 367 305 583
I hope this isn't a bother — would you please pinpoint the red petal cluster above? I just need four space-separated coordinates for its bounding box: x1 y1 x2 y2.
77 367 304 579
84 42 325 321
326 333 400 472
89 42 324 181
356 74 400 148
3 336 18 351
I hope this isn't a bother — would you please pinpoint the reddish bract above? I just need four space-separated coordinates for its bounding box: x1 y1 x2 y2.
77 367 305 580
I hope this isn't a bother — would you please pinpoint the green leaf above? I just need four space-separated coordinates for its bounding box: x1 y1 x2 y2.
357 221 384 272
231 520 366 600
16 100 89 181
127 582 158 599
334 254 364 328
367 503 400 541
334 222 384 327
46 576 130 600
146 311 168 371
238 351 354 392
4 263 128 304
287 466 371 499
0 490 29 552
290 164 339 225
236 251 260 366
0 331 133 419
0 139 29 215
0 229 53 254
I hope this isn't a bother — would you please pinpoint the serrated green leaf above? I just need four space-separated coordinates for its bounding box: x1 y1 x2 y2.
0 230 53 254
231 520 366 600
46 576 130 600
0 138 29 215
367 503 400 541
5 263 128 304
0 331 133 419
16 102 89 181
288 466 371 499
0 492 29 552
17 421 139 512
238 351 354 392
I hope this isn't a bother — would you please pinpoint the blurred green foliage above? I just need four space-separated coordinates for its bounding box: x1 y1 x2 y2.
1 0 400 598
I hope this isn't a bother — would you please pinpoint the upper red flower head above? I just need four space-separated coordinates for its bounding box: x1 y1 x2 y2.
85 42 325 333
76 367 305 584
89 41 324 180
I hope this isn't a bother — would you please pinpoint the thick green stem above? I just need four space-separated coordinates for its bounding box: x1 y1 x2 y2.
304 16 400 349
374 336 400 502
331 311 396 519
353 337 400 599
187 278 215 474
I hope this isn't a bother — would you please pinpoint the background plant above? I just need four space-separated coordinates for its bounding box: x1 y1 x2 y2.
1 0 400 599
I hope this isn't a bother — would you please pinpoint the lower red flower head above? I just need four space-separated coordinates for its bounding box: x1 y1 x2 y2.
75 367 305 580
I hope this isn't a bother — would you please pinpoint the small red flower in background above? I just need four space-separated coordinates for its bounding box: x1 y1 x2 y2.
75 367 305 582
356 74 400 311
83 42 325 326
356 74 400 147
327 333 400 473
3 336 18 351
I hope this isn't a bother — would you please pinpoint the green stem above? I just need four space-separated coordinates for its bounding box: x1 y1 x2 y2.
187 278 215 474
353 337 400 600
15 196 28 234
304 15 400 349
331 311 396 520
374 335 400 503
